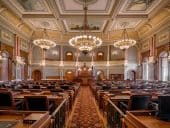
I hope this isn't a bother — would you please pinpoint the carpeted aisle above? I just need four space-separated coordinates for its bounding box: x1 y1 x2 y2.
67 86 105 128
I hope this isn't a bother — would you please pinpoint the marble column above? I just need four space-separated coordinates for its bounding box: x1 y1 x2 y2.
1 57 8 81
168 61 170 81
41 49 46 79
148 35 156 81
148 61 155 80
106 45 110 79
14 35 22 80
59 45 64 80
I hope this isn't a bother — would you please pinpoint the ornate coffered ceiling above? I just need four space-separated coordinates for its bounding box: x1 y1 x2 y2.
9 0 51 14
28 18 60 30
55 0 114 15
0 0 169 42
110 18 142 31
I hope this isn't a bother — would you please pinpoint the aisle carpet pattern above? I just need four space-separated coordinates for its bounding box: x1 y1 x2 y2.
67 86 104 128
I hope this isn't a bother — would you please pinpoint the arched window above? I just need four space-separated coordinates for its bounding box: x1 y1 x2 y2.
96 70 104 81
66 52 73 61
142 57 149 80
159 52 168 81
96 51 104 61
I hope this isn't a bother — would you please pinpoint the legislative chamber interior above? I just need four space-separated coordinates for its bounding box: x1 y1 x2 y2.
0 0 170 128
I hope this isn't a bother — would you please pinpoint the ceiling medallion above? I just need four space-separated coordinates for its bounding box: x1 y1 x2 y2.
74 0 97 5
69 0 102 54
33 29 56 50
113 23 136 50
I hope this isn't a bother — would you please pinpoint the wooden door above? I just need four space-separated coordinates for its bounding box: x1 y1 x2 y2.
32 70 41 81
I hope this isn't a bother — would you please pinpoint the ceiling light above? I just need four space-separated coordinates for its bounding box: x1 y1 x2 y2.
69 1 102 54
33 29 56 50
113 24 136 50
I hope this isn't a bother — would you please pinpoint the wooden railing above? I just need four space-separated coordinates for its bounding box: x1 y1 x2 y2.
107 99 125 128
51 97 69 128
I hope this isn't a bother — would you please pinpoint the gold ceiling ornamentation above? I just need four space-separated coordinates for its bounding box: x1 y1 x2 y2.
74 0 97 5
33 29 56 50
113 25 136 50
69 0 102 54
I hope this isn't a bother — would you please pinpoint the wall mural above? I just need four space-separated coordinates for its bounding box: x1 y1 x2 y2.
126 0 155 11
70 23 100 30
65 19 104 31
110 46 124 60
17 0 47 12
28 19 59 30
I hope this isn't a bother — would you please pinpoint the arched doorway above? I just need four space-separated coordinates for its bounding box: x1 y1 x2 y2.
65 70 74 81
32 70 42 81
127 70 136 81
96 70 104 81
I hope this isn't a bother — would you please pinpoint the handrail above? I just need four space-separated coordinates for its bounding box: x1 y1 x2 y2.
107 99 125 118
51 97 69 118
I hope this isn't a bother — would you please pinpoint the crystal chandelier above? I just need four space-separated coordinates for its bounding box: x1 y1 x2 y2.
33 29 56 50
114 28 136 50
69 0 102 54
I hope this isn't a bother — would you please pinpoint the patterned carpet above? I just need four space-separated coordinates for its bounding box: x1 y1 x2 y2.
67 86 105 128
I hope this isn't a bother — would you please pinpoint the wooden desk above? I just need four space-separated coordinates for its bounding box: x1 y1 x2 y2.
110 95 158 102
13 92 66 108
123 111 170 128
0 110 51 128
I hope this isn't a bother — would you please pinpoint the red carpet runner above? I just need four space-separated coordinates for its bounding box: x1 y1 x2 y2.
67 86 104 128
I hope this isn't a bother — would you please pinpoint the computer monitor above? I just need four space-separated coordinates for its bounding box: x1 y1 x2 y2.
158 95 170 121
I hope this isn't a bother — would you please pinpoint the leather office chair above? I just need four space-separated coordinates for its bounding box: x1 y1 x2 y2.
120 94 151 113
22 85 29 89
47 86 55 90
0 91 23 110
32 85 41 89
158 95 170 121
24 96 54 114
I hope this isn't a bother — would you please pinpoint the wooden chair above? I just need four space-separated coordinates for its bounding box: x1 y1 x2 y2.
0 91 23 110
120 94 151 113
24 96 54 114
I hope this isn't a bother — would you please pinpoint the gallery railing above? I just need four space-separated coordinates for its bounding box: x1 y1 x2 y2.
107 99 125 128
51 97 69 128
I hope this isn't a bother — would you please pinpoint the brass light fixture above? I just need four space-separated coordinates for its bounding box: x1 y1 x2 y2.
69 0 102 54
